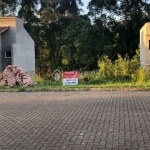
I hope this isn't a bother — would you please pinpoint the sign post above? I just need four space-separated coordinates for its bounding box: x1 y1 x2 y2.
62 71 78 85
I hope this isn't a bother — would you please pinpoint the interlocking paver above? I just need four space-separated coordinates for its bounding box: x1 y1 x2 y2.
0 91 150 150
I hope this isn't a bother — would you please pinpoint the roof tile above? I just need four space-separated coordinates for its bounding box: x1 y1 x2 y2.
0 26 9 34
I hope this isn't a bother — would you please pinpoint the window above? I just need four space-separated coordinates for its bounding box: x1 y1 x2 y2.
5 51 11 58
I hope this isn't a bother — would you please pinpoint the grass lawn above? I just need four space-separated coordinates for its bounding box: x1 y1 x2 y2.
1 79 150 92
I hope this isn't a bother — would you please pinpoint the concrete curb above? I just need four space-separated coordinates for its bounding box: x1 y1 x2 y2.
0 87 150 92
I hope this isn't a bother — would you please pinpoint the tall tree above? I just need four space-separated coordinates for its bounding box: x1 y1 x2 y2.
59 16 101 71
39 0 83 23
37 0 84 73
88 0 150 58
0 0 17 16
17 0 39 21
88 0 117 18
113 0 150 57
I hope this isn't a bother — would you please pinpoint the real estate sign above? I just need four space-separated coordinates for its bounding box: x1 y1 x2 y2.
62 71 78 85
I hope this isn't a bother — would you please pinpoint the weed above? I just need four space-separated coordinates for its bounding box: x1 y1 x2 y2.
18 86 26 92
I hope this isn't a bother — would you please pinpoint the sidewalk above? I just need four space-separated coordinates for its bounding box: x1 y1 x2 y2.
0 91 150 150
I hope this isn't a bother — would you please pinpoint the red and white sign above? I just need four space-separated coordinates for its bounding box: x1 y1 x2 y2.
62 71 78 85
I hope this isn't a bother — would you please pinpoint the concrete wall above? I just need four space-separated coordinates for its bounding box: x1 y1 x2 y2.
0 17 35 74
1 30 14 69
0 17 16 69
12 44 35 73
14 18 35 73
140 29 145 66
140 23 150 69
16 18 34 47
0 35 2 72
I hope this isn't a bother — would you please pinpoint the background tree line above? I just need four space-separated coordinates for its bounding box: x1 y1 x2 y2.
0 0 150 78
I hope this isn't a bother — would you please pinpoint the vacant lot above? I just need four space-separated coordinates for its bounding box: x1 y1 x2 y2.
0 91 150 150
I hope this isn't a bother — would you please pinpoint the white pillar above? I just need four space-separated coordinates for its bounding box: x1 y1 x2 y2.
140 23 150 69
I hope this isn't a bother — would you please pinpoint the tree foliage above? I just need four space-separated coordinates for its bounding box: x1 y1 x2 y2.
1 0 150 78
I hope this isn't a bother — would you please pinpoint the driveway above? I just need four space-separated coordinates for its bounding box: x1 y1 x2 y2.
0 91 150 150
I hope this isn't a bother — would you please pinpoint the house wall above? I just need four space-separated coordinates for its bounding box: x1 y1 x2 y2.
11 18 35 74
145 35 150 65
0 35 2 72
0 17 16 27
140 23 150 69
1 30 13 69
140 28 145 66
16 18 34 48
12 44 35 74
0 17 35 74
0 17 16 70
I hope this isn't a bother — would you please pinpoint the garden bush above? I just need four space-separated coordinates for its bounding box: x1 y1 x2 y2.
97 51 150 83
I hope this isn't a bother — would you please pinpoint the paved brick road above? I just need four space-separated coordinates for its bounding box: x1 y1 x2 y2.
0 91 150 150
